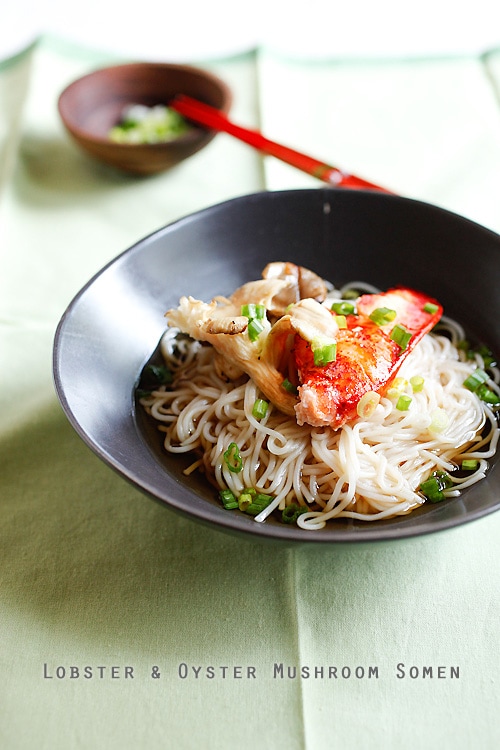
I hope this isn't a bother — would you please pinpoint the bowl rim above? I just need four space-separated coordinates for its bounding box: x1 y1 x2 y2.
57 60 233 148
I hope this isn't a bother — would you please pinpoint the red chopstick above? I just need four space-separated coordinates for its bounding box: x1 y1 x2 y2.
171 94 389 192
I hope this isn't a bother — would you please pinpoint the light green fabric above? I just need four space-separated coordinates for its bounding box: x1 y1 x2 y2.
1 37 500 750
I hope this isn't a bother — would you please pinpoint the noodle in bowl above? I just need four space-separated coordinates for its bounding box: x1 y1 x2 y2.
139 282 500 531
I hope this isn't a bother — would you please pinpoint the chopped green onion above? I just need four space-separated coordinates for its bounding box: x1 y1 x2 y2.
144 364 173 385
245 493 273 516
219 489 239 510
312 338 337 366
335 315 347 329
461 459 479 471
387 378 408 401
223 442 243 473
475 384 500 407
463 368 489 392
410 375 425 393
343 289 360 300
252 398 269 419
241 303 266 320
419 477 443 503
390 324 412 351
109 104 189 144
281 379 298 395
369 307 397 326
357 391 380 418
423 302 439 314
247 317 265 342
386 387 400 400
428 408 449 433
238 492 254 511
331 301 356 315
419 470 453 503
396 394 412 411
281 503 309 524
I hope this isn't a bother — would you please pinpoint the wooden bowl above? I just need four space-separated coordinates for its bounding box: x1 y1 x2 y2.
58 62 232 175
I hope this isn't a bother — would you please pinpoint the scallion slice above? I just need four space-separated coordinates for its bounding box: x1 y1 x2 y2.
461 459 479 471
475 384 500 407
238 492 254 511
390 324 412 351
396 394 412 411
357 391 380 418
312 338 337 366
423 302 439 314
331 301 356 315
281 379 298 395
369 307 397 326
245 493 273 516
410 375 424 393
281 504 309 524
223 442 243 473
241 303 266 320
463 368 489 392
428 408 449 433
252 398 269 419
419 470 453 503
247 318 264 342
219 489 239 510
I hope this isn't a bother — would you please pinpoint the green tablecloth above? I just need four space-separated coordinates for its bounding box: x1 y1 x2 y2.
1 36 500 750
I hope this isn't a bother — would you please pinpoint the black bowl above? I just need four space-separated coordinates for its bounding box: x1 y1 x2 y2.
53 189 500 544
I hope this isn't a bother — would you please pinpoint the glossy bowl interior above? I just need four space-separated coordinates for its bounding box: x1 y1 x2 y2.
53 189 500 544
58 62 232 174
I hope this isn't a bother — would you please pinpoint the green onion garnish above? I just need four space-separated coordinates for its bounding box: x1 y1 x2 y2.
357 391 380 418
419 470 453 503
241 303 266 342
281 503 309 524
331 301 356 315
410 375 424 393
245 494 273 516
463 368 489 391
428 408 449 433
144 364 173 385
241 303 266 320
423 302 439 314
219 489 239 510
461 459 479 471
369 307 397 326
396 395 412 411
247 318 265 342
238 489 256 511
390 324 412 351
252 398 269 420
475 384 500 407
343 289 360 300
223 442 243 473
281 379 298 395
312 338 337 366
335 315 348 329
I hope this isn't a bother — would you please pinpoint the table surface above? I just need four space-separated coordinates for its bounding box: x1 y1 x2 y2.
1 31 500 750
